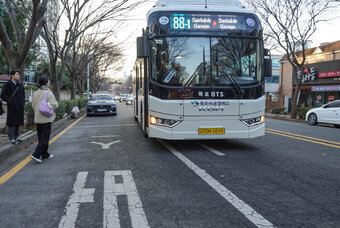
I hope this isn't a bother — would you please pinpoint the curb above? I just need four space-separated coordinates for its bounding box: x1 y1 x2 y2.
0 112 83 161
265 113 306 123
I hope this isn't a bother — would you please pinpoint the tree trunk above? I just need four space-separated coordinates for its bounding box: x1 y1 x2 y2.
7 53 25 81
52 79 61 101
71 76 76 100
48 52 61 101
51 64 60 101
290 66 304 119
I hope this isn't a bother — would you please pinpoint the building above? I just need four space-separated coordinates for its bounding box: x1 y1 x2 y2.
278 40 340 110
265 54 282 110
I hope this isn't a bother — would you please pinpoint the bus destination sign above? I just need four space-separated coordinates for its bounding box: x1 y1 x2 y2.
169 13 254 31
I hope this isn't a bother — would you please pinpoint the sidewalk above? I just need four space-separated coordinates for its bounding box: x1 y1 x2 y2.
265 112 306 123
0 112 33 146
0 114 9 147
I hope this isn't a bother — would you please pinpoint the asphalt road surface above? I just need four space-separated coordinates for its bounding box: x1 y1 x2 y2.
0 103 339 228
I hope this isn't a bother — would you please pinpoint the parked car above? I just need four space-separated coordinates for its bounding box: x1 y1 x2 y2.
126 96 133 105
120 94 128 102
305 100 340 128
87 94 117 116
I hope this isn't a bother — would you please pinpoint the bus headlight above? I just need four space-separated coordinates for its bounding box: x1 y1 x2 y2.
241 115 264 126
150 116 181 128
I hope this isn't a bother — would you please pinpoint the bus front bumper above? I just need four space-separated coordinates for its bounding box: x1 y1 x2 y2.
148 119 265 140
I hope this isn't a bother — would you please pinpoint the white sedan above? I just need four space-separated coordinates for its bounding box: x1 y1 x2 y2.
305 100 340 128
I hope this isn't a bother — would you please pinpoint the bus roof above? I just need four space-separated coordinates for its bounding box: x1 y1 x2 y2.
147 0 253 18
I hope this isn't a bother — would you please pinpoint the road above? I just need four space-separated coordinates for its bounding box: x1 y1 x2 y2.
0 102 339 228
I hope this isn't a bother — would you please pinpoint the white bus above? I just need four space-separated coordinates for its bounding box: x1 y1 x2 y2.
134 0 272 140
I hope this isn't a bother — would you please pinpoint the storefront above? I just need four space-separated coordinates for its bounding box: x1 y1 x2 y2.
293 59 340 107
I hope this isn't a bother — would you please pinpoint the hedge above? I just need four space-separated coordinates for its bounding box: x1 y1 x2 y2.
271 107 285 114
296 107 312 119
24 98 87 127
0 84 38 90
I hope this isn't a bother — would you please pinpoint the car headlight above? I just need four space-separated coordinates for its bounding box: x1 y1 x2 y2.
240 115 264 126
150 116 181 128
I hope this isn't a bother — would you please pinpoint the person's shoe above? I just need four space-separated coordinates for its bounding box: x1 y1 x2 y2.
31 155 42 163
48 154 54 159
10 140 16 145
16 137 23 143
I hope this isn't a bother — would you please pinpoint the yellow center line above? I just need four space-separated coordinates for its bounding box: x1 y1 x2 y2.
0 114 86 186
265 130 340 149
266 128 340 146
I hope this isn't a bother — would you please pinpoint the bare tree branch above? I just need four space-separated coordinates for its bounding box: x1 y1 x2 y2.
244 0 339 118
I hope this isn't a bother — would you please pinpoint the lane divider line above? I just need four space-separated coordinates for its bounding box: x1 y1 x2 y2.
196 142 226 156
158 140 275 228
266 130 340 149
0 114 86 186
266 128 340 146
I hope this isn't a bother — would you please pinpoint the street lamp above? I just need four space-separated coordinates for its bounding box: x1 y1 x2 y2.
86 34 91 100
87 53 90 100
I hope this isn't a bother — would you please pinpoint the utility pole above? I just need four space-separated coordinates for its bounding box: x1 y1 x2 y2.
87 35 91 100
87 53 90 100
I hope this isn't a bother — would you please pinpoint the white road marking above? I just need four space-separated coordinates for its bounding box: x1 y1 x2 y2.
104 170 150 228
196 142 226 156
59 172 95 228
74 124 138 129
92 135 120 138
159 140 275 228
91 140 121 149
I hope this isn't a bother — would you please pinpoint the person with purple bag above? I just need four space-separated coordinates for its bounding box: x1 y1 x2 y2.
31 76 58 163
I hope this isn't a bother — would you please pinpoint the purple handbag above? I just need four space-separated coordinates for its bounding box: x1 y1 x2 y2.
39 90 54 117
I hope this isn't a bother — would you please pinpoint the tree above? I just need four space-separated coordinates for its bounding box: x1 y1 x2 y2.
66 30 124 99
244 0 339 118
83 40 124 95
41 0 145 100
0 0 49 76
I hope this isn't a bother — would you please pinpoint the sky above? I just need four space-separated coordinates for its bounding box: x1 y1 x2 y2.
114 0 340 79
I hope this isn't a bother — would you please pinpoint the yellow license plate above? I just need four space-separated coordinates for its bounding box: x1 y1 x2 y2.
198 128 225 135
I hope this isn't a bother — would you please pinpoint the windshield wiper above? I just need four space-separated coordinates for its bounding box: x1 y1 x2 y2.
218 69 244 98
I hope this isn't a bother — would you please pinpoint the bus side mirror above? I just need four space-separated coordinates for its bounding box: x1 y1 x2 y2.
264 49 272 77
137 36 150 58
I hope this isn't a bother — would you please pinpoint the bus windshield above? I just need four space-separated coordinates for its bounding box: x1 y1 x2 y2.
151 37 262 87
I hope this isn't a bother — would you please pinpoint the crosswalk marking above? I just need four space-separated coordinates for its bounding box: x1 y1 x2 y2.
59 172 95 228
59 171 149 228
104 170 150 228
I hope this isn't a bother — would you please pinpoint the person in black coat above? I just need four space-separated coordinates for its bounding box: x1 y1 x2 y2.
0 70 25 144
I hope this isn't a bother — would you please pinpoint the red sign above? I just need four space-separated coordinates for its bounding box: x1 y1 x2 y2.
303 68 310 74
319 71 340 78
